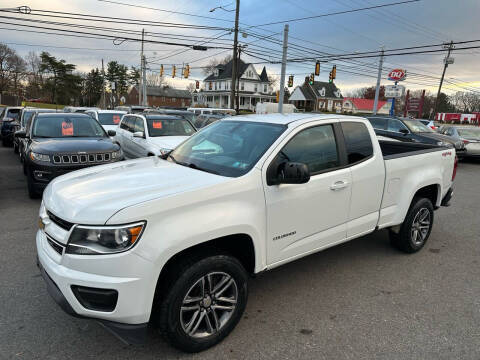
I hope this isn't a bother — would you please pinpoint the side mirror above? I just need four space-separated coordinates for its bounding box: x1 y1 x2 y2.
268 161 310 185
107 130 116 137
399 128 409 135
14 130 26 138
133 131 145 138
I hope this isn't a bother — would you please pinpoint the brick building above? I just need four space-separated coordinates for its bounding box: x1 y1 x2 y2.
127 86 192 108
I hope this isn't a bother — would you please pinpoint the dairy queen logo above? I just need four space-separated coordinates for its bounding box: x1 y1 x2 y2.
388 69 407 82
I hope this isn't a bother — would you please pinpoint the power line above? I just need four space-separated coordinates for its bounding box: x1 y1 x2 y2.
249 0 420 28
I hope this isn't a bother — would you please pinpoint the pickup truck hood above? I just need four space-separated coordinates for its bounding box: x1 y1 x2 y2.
149 136 189 150
43 157 227 224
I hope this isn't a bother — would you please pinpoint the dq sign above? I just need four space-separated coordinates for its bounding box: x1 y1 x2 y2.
388 69 407 82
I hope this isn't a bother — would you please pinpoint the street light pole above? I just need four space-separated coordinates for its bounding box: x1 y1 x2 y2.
431 41 454 119
373 46 384 115
230 0 240 112
278 24 289 114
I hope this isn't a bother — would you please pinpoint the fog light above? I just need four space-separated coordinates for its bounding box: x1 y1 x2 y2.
33 170 50 181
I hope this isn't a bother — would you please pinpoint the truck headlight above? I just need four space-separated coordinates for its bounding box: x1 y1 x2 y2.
66 221 146 255
30 151 51 162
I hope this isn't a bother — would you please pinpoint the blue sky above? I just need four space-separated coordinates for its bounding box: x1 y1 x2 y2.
2 0 479 94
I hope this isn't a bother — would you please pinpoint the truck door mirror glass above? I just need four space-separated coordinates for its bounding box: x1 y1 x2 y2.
107 130 116 137
269 161 310 185
133 131 145 138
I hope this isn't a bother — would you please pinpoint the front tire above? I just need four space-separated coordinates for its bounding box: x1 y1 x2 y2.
157 254 248 353
390 197 434 253
26 170 40 199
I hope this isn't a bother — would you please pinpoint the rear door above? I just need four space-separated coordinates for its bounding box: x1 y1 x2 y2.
264 121 352 266
130 117 147 158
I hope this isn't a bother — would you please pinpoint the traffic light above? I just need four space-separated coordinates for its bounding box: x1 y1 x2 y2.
309 73 315 85
276 90 279 102
184 64 190 79
160 64 164 76
172 65 176 78
195 80 199 89
329 71 333 83
288 75 294 87
332 65 336 80
315 60 320 76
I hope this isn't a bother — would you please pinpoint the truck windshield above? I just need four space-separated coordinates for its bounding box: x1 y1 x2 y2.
168 120 286 177
403 119 434 133
98 112 124 125
32 116 107 138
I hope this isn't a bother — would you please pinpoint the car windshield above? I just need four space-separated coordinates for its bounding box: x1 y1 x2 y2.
168 120 286 177
32 115 106 138
146 117 196 137
7 109 21 119
458 128 480 139
403 119 434 133
98 112 124 125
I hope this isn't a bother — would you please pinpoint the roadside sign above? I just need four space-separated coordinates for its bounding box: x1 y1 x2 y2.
388 69 407 82
385 84 405 98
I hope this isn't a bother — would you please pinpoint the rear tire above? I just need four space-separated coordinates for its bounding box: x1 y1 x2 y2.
390 197 434 253
156 253 248 353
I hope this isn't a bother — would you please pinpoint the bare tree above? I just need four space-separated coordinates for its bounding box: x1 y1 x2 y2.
344 87 367 98
186 82 196 94
268 74 279 89
0 43 15 94
146 72 165 87
202 55 233 76
10 54 26 101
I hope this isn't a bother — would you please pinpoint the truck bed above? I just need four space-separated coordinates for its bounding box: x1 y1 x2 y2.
379 140 448 159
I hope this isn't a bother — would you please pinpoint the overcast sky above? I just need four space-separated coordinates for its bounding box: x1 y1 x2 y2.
2 0 479 95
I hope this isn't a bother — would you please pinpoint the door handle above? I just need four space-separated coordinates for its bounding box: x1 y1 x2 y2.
330 180 349 191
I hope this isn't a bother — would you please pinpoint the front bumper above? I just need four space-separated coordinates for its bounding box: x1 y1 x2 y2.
36 228 157 344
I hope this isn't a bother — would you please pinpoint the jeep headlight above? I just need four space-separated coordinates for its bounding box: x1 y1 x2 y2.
111 148 123 159
30 151 50 162
66 222 146 255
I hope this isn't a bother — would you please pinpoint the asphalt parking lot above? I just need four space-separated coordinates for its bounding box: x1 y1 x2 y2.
1 146 479 360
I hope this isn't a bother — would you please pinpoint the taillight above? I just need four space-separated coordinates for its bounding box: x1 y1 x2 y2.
463 140 470 145
452 156 458 181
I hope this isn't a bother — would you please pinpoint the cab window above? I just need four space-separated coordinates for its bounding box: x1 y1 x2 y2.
280 124 339 174
134 117 145 133
387 119 408 133
341 122 373 164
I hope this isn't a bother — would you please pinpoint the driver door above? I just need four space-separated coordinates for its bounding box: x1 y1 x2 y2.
263 121 352 266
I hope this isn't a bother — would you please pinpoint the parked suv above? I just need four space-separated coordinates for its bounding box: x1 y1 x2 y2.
15 108 58 156
16 113 123 198
0 106 23 142
85 109 127 132
367 116 465 152
115 114 196 158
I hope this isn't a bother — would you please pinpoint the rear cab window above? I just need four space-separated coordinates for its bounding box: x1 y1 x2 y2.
340 122 373 164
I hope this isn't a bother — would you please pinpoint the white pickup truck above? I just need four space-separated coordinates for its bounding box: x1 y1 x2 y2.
36 114 456 352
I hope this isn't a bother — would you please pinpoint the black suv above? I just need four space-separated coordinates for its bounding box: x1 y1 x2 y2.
15 113 124 198
366 116 465 152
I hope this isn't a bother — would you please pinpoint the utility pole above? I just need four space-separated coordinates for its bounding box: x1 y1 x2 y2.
236 46 242 113
101 59 106 109
431 41 454 119
139 28 144 105
278 24 289 114
142 55 147 106
373 46 384 115
230 0 240 112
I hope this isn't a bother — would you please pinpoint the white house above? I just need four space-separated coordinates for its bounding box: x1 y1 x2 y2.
192 59 276 111
342 97 390 115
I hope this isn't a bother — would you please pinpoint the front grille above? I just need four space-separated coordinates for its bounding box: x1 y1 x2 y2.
52 152 114 165
47 211 74 231
46 235 64 255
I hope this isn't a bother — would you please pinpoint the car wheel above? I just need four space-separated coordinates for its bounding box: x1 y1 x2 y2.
157 253 248 353
13 142 18 154
26 171 40 199
390 197 434 253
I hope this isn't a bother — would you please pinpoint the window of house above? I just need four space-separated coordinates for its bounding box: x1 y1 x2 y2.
341 122 373 164
214 82 217 90
254 84 258 92
241 82 245 90
264 84 267 93
280 125 339 174
209 82 212 90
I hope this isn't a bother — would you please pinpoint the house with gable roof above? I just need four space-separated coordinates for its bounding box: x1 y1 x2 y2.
191 59 276 111
288 77 343 112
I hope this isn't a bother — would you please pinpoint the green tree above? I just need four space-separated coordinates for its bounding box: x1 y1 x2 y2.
39 52 82 104
81 68 104 106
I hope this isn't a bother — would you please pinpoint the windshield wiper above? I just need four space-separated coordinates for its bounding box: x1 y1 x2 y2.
187 162 219 175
